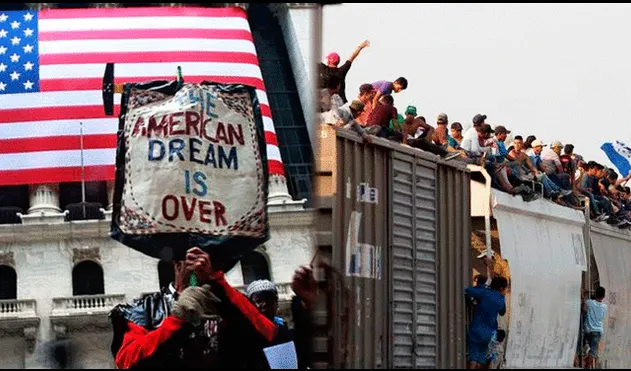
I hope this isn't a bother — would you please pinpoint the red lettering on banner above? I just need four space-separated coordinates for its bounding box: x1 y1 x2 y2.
132 116 146 137
215 122 228 145
162 195 179 221
181 196 196 221
169 112 185 135
160 195 229 226
202 119 219 144
227 124 244 146
199 200 212 223
148 115 169 138
213 201 227 226
186 111 201 137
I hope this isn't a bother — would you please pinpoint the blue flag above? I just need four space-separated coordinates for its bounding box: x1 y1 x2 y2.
601 141 631 177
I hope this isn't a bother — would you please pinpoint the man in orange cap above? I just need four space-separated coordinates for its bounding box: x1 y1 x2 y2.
319 40 370 103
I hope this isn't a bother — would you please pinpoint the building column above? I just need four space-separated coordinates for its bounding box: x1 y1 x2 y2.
19 184 66 224
106 181 115 211
27 184 61 214
267 175 306 212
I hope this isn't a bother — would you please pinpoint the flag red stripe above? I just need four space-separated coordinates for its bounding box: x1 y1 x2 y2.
0 165 116 186
39 51 259 66
38 28 253 42
39 76 266 92
0 135 117 154
264 132 278 147
0 105 117 124
267 160 285 177
38 6 246 20
0 103 272 125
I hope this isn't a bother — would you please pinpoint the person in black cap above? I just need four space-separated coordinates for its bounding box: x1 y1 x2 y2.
462 114 487 155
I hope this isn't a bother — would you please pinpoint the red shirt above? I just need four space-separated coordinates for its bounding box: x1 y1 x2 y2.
367 103 397 128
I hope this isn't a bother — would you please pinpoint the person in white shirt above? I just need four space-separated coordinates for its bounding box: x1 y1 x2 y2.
462 114 488 156
581 286 608 369
461 122 493 161
539 140 571 189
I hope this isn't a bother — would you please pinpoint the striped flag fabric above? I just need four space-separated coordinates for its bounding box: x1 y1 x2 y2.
601 140 631 177
0 6 285 187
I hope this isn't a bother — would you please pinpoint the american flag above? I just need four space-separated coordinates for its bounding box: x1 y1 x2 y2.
0 6 284 186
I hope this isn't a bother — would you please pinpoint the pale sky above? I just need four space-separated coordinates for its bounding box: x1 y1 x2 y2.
322 3 631 169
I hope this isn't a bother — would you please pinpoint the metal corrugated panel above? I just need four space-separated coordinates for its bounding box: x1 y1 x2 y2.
436 163 471 369
313 125 389 369
390 151 438 368
314 125 471 369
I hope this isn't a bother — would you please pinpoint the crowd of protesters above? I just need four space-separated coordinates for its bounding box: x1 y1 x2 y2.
109 247 316 369
318 40 631 228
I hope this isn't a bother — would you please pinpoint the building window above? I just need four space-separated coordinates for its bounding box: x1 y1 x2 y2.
0 186 29 225
241 251 271 285
59 181 108 221
72 261 105 296
158 261 175 290
0 265 17 300
248 4 313 203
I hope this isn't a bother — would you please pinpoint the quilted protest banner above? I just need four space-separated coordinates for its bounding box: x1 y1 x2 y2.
110 80 270 272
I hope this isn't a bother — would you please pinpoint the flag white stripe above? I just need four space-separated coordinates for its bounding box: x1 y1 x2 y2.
1 89 269 110
39 39 256 56
0 118 117 139
613 141 631 160
266 145 282 164
262 117 275 134
39 62 263 81
0 149 116 170
0 145 283 171
39 16 250 33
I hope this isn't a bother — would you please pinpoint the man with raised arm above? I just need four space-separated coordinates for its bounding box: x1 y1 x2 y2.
319 40 371 103
110 247 315 369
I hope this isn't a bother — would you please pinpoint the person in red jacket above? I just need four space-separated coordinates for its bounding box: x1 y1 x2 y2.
109 247 315 369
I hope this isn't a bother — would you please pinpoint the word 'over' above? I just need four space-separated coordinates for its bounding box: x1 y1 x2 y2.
161 195 227 227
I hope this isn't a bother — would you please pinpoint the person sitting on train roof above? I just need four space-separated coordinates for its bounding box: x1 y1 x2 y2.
370 77 408 108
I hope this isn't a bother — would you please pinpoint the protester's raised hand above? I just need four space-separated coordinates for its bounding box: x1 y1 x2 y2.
360 40 370 48
185 247 213 284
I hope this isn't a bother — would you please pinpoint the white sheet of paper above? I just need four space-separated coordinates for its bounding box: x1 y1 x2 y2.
263 341 298 369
